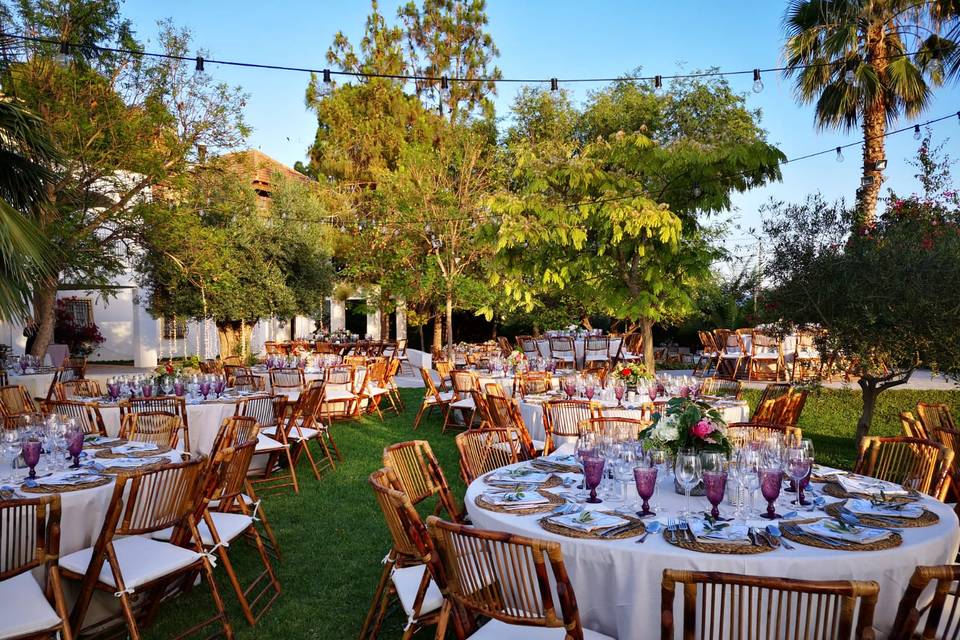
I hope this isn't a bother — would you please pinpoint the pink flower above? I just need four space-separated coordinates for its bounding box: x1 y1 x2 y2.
692 419 714 439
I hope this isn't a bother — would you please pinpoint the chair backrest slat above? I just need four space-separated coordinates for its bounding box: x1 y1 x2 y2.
455 428 522 483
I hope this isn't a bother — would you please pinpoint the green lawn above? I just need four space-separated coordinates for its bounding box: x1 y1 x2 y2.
140 385 959 639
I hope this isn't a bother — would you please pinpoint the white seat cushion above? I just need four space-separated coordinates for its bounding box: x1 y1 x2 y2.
468 619 614 640
451 397 475 410
286 426 320 440
585 354 608 361
367 385 389 397
391 564 444 617
255 433 287 452
60 535 202 590
0 572 62 638
153 512 253 547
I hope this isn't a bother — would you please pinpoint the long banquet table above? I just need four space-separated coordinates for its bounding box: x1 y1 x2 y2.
465 460 960 639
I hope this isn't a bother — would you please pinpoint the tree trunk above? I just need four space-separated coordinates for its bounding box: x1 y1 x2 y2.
380 308 390 341
856 378 880 443
445 292 454 358
418 323 425 353
432 312 443 354
29 276 58 358
859 29 888 228
641 318 656 375
216 320 250 359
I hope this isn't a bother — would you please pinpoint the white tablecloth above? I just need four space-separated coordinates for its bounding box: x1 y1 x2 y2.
533 338 622 368
466 463 960 639
7 371 117 400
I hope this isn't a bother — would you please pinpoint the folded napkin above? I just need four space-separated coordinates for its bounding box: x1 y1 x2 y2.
688 519 751 543
846 498 923 519
84 435 122 446
542 453 579 467
85 456 164 471
801 518 891 544
488 468 550 484
549 511 628 532
110 442 159 455
837 475 907 496
23 471 104 488
482 491 550 506
813 465 847 477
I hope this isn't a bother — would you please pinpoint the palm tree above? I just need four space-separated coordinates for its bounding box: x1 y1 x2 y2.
0 95 58 322
783 0 958 226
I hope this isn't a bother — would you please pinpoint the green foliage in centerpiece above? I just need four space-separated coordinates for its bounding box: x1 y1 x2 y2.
611 362 653 386
641 397 733 457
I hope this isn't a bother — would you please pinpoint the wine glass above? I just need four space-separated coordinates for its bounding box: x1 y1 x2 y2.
582 455 605 504
634 464 658 517
613 381 626 407
785 447 813 507
66 425 84 469
1 427 20 484
584 381 596 401
162 376 173 396
758 466 783 519
563 377 576 399
737 448 761 518
646 448 669 511
703 469 728 519
20 437 41 479
613 447 636 506
700 451 725 474
675 449 702 517
647 384 658 403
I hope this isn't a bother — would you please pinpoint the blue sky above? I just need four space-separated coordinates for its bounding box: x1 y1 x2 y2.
124 1 960 258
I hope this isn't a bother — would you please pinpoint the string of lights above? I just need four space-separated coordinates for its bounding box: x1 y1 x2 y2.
272 107 960 229
0 30 935 94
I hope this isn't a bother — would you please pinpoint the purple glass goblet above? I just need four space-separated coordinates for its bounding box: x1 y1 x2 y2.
633 466 658 517
585 385 595 401
66 429 84 469
174 381 185 397
108 383 120 402
21 439 41 478
142 384 153 398
564 382 575 399
703 470 728 519
199 381 211 400
647 385 657 403
679 385 691 398
614 384 625 407
214 378 226 397
758 467 783 519
583 456 605 504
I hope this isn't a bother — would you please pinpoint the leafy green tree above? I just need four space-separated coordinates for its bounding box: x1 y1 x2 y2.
762 137 960 441
0 97 57 322
137 157 334 356
492 77 783 367
2 2 249 356
782 0 958 226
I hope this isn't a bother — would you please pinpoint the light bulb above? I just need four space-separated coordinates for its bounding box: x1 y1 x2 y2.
752 69 763 94
844 69 856 85
914 124 921 140
835 147 844 163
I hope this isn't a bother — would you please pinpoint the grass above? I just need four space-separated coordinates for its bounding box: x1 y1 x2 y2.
137 384 959 639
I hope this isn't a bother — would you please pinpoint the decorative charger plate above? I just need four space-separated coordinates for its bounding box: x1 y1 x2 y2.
95 445 172 459
824 501 938 528
20 474 111 494
474 490 564 515
662 525 773 555
538 511 645 540
779 518 902 551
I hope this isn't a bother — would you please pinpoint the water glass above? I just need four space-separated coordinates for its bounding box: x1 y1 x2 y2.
785 447 812 506
703 470 728 519
675 449 702 517
737 448 761 518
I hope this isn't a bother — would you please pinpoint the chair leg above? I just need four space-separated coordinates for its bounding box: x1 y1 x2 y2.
413 402 429 429
199 547 236 639
325 427 343 461
244 488 282 561
360 558 394 640
295 437 323 480
283 446 300 494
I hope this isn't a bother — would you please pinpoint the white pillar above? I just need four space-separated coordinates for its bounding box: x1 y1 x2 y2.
366 304 381 340
132 288 159 368
331 299 346 331
396 299 407 341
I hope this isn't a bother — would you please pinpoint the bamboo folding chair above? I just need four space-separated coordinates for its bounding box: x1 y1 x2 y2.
593 402 657 425
578 416 648 440
361 468 445 640
581 363 608 387
268 367 305 397
726 422 803 450
361 358 391 420
455 428 525 483
425 516 612 640
900 411 930 440
233 374 266 393
444 371 479 433
693 330 720 377
749 329 783 381
754 383 792 420
55 378 103 400
221 355 242 366
660 569 879 640
699 377 743 400
236 395 299 494
917 402 956 435
549 337 577 370
382 440 464 522
470 389 494 429
776 390 808 427
222 364 250 386
715 330 748 380
42 399 108 437
583 336 610 367
414 368 452 430
0 495 74 640
485 394 541 459
854 436 954 501
59 459 233 640
517 336 540 360
119 412 184 450
43 368 66 402
120 396 190 436
274 383 336 481
512 371 552 398
175 438 281 626
792 329 821 381
542 400 593 455
890 564 960 640
933 426 960 502
433 360 454 391
0 384 39 417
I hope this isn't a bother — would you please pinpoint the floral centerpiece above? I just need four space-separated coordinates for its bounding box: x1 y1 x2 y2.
611 362 652 386
506 349 527 369
641 397 733 494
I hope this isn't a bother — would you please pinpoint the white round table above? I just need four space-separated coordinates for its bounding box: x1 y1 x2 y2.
96 400 240 455
465 462 960 639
